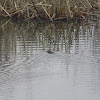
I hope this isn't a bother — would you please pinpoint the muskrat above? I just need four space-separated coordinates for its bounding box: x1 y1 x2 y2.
47 50 54 54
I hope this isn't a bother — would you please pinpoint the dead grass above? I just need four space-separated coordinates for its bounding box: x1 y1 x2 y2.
0 0 100 21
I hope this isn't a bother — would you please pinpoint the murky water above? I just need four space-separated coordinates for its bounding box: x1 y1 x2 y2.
0 18 100 100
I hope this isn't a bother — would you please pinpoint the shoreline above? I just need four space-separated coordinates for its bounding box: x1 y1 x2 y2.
0 0 99 21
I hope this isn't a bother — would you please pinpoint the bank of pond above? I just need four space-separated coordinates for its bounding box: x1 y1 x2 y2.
0 0 100 21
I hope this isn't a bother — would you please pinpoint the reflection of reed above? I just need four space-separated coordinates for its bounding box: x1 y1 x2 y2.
0 20 99 64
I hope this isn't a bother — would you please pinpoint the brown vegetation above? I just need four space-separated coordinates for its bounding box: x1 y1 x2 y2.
0 0 100 21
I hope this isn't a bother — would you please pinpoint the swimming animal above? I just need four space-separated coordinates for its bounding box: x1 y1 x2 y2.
47 50 54 54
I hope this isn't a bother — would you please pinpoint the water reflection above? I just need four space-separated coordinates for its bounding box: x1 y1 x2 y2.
0 19 100 100
0 19 100 63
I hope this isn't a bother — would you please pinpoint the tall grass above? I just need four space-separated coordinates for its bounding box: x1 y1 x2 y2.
0 0 99 21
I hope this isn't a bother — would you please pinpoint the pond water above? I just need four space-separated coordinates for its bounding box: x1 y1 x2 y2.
0 18 100 100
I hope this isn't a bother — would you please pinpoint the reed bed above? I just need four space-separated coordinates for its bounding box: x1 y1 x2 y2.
0 0 100 21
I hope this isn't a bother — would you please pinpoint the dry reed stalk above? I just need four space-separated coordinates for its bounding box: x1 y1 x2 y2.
14 2 18 10
80 11 100 16
0 0 99 20
2 18 11 27
44 0 47 19
66 0 73 18
42 5 53 21
35 3 52 7
2 0 7 8
30 0 39 17
92 0 100 13
98 0 100 13
0 4 11 17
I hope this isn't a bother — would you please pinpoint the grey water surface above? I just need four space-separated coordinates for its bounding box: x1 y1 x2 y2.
0 19 100 100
